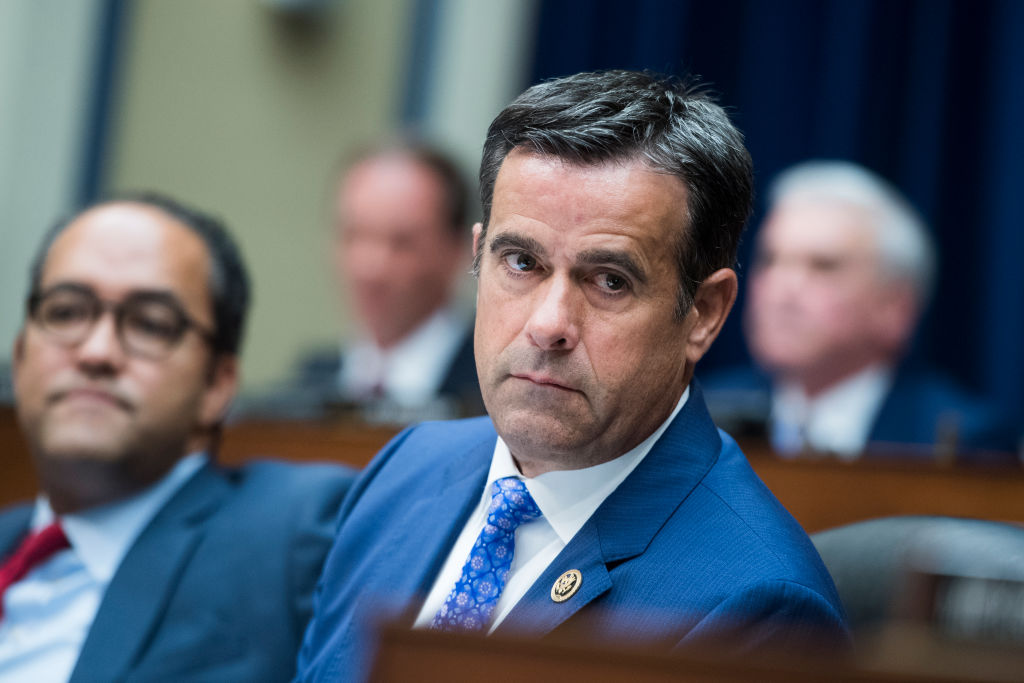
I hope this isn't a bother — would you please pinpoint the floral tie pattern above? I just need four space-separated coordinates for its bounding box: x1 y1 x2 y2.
432 477 541 631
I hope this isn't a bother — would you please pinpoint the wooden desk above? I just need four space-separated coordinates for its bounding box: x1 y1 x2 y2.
0 405 35 509
369 625 990 683
4 409 1023 535
745 449 1024 532
219 417 397 469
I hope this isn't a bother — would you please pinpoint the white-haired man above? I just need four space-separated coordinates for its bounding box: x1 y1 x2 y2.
705 161 1016 459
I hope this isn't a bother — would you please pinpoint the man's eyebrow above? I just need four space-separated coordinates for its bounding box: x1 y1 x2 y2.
39 281 185 307
125 289 189 308
576 248 648 284
36 281 95 298
488 232 547 258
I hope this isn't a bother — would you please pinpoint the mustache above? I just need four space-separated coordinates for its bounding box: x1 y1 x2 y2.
48 382 135 412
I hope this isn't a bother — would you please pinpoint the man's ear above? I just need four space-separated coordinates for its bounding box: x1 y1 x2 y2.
200 354 239 428
472 223 483 258
11 330 25 388
684 268 738 364
873 281 918 353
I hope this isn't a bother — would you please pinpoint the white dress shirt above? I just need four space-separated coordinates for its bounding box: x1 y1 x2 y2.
0 453 207 683
413 386 691 632
339 306 469 407
771 365 893 459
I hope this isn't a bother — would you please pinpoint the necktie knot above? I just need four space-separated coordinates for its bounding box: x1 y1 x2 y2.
485 477 541 534
432 477 541 632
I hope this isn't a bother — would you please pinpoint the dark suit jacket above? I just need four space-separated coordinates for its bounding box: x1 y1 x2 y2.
0 460 354 682
700 364 1019 459
289 328 484 419
296 384 849 682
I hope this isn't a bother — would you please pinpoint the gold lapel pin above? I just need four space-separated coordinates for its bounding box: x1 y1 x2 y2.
550 569 582 602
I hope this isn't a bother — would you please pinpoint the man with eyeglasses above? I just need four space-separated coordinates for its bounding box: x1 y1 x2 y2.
0 194 354 682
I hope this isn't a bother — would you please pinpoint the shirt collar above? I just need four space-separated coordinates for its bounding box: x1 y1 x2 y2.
775 364 893 456
486 385 690 544
342 306 467 404
30 453 208 584
384 307 466 399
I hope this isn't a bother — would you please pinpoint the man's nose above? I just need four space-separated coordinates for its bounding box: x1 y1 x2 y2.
74 312 127 371
525 275 581 351
346 241 393 284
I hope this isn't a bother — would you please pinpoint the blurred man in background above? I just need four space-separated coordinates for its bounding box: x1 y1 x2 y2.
0 194 353 681
292 142 483 420
704 161 1017 459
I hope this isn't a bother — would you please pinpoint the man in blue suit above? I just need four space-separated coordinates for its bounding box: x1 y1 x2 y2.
0 194 354 681
702 161 1018 460
297 70 848 682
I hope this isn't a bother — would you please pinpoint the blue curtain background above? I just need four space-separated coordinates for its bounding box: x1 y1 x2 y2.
529 0 1024 424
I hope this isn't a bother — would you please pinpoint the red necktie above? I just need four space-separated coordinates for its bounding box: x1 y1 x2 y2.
0 522 70 621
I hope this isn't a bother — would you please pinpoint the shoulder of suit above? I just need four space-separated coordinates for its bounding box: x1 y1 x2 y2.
693 436 830 575
889 367 1014 425
0 501 33 521
230 459 355 490
355 416 496 487
0 503 33 554
396 416 496 449
187 461 352 542
294 347 343 379
214 460 355 519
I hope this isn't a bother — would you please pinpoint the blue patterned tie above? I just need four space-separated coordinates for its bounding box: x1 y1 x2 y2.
432 477 542 631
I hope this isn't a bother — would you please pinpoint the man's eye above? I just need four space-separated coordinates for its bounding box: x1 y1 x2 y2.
753 251 775 270
595 272 628 293
125 306 183 341
503 252 536 272
43 301 89 325
808 257 842 273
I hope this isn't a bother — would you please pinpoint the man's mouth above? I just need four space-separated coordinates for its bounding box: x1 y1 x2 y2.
50 387 134 412
511 373 579 393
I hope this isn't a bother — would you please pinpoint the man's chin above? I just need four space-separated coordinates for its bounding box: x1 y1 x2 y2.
495 407 595 463
753 347 822 376
35 429 130 464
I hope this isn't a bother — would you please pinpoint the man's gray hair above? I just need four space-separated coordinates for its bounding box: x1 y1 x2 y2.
769 160 936 303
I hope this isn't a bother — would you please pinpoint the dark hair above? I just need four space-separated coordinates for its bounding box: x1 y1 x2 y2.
27 192 250 355
477 69 753 317
344 139 472 238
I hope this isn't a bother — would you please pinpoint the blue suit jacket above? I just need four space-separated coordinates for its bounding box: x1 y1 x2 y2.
296 386 848 682
0 460 354 682
700 364 1019 459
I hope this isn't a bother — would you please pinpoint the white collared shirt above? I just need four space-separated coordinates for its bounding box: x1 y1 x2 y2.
771 365 893 459
0 453 207 683
339 306 468 407
413 386 690 632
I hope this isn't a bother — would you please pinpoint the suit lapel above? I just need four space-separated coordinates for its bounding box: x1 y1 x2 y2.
868 364 919 442
498 383 722 636
70 464 230 683
0 505 32 559
377 433 494 621
496 522 613 635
